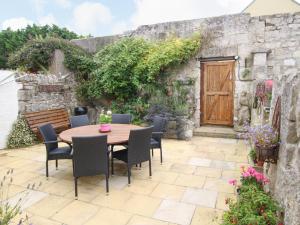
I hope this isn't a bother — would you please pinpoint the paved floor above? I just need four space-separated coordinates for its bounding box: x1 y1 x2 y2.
0 137 249 225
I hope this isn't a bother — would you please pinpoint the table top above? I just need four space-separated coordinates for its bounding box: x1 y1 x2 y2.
59 124 142 145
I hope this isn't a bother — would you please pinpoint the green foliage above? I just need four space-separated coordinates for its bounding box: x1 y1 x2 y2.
249 148 257 162
0 24 80 68
148 79 195 117
99 114 112 124
222 183 281 225
80 35 200 121
8 34 201 122
87 35 200 101
89 38 151 100
134 34 200 82
6 117 38 149
111 97 150 125
8 37 92 73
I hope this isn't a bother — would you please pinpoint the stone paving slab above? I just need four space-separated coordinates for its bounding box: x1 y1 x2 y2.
1 137 249 225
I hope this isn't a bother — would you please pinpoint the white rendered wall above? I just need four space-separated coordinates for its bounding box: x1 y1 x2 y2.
0 70 21 149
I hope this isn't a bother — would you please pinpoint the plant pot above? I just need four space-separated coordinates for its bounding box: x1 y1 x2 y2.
257 160 264 167
255 144 279 164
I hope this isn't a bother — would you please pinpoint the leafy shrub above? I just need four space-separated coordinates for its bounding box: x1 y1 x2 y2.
0 24 80 69
9 34 201 122
111 97 149 125
8 37 93 73
223 184 281 225
82 35 200 121
223 167 282 225
6 117 38 149
88 37 151 101
88 35 200 101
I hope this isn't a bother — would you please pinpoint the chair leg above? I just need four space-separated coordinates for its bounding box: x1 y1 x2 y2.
152 148 154 157
105 174 109 194
149 158 152 177
160 147 163 164
127 165 131 185
107 157 110 178
72 159 75 173
111 155 114 175
111 145 114 175
74 177 78 199
55 159 58 170
46 160 49 177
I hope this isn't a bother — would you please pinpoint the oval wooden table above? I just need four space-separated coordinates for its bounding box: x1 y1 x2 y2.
59 124 142 145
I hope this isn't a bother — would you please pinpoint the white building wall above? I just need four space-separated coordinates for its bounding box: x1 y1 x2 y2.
0 70 21 149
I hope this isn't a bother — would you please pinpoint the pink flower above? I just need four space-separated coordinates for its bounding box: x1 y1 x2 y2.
247 167 256 175
242 171 251 177
255 173 264 182
228 179 237 186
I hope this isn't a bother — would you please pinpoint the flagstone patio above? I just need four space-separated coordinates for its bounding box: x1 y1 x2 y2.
0 137 249 225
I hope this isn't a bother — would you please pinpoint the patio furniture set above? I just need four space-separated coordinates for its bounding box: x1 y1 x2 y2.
37 113 166 198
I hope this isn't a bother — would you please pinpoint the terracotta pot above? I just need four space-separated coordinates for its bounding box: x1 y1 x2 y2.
255 144 279 164
257 160 264 167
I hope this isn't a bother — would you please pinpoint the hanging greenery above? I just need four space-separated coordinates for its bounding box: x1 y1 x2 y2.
8 34 201 123
0 24 81 69
8 37 94 73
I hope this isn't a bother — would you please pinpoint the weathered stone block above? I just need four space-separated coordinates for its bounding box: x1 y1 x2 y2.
284 58 296 66
253 52 267 66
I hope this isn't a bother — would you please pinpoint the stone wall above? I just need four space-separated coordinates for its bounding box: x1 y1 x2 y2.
73 12 300 132
265 75 300 225
16 73 78 114
72 35 121 53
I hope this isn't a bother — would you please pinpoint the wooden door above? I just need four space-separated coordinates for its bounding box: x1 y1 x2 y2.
200 61 234 126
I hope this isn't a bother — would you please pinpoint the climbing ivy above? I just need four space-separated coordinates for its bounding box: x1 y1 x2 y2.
80 35 201 122
9 34 201 122
8 37 93 73
0 24 81 69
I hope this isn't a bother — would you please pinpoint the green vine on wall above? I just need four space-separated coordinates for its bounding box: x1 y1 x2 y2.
8 37 94 74
81 35 201 122
9 34 201 123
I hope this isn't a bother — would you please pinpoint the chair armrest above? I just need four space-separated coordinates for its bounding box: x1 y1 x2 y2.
44 140 72 149
43 140 59 144
152 132 163 135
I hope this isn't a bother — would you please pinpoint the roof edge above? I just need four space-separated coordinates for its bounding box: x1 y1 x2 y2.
242 0 300 13
242 0 255 12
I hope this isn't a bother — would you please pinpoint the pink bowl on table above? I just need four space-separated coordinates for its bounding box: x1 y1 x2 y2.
99 124 111 133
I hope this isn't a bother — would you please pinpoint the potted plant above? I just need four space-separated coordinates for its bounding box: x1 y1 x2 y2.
242 124 280 165
99 110 112 132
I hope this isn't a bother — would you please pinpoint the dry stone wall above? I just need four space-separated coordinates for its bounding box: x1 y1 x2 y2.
16 73 77 114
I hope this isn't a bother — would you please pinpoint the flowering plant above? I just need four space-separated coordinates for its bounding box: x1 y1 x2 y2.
99 110 112 124
228 166 269 191
241 123 279 149
222 166 282 225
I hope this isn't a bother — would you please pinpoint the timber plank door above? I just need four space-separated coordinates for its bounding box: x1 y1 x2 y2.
200 61 234 126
